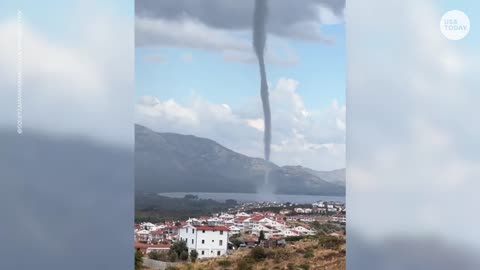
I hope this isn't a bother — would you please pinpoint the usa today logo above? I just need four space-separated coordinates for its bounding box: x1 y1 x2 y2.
440 10 470 40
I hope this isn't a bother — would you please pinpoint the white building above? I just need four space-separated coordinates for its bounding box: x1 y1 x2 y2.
219 213 234 220
228 225 241 235
294 208 305 214
186 218 201 225
136 229 151 242
178 225 229 259
235 212 250 218
292 226 315 235
207 217 224 226
332 215 347 224
140 222 156 231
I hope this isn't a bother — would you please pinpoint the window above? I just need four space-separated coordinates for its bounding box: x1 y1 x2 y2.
201 240 205 244
202 230 205 233
220 231 224 235
212 240 214 243
192 229 195 234
217 251 221 256
219 240 223 246
192 239 194 244
186 228 188 233
185 238 188 243
201 251 205 255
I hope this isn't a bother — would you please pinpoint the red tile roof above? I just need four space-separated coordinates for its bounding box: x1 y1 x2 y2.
134 242 149 248
250 215 265 221
193 225 230 231
148 244 170 249
134 242 170 249
235 216 249 222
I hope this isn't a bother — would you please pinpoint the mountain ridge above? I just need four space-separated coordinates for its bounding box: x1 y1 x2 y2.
135 124 345 196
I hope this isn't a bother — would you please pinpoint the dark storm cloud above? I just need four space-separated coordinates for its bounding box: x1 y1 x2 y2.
135 0 345 41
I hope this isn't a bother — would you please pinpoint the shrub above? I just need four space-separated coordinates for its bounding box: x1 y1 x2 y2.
218 259 233 267
190 249 198 263
318 235 344 250
180 250 189 261
299 263 310 270
273 249 289 260
168 251 178 262
304 249 314 258
250 246 267 261
287 263 295 270
148 250 168 261
236 259 253 270
168 240 189 261
285 235 305 242
303 247 315 258
295 248 306 254
311 222 342 234
134 250 143 270
230 237 243 249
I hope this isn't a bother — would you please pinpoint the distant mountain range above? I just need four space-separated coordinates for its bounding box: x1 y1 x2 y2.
135 124 345 196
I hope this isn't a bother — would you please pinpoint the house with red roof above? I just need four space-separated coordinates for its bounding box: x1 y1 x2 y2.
178 224 229 259
134 242 170 255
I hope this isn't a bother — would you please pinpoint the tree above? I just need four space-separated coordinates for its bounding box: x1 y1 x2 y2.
190 249 198 262
225 199 237 205
169 252 178 262
148 250 168 261
148 250 160 260
230 237 242 249
318 235 344 250
184 194 199 200
169 240 189 261
258 230 266 243
180 250 189 261
134 250 143 270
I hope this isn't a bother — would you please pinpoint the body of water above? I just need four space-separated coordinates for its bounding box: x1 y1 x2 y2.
158 192 345 204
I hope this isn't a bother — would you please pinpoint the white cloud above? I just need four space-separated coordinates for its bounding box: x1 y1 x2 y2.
317 5 344 25
0 7 133 146
136 78 345 171
136 17 249 51
247 118 264 132
182 52 193 62
136 16 300 67
347 0 480 249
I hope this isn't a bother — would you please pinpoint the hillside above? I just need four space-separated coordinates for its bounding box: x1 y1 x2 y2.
135 124 345 196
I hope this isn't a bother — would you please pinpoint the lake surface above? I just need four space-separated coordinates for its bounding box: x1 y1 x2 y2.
158 192 345 204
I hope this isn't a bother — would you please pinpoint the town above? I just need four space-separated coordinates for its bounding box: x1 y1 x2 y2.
135 199 346 269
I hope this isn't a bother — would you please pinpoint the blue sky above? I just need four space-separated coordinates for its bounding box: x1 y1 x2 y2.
134 2 346 170
136 24 345 110
1 0 132 43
